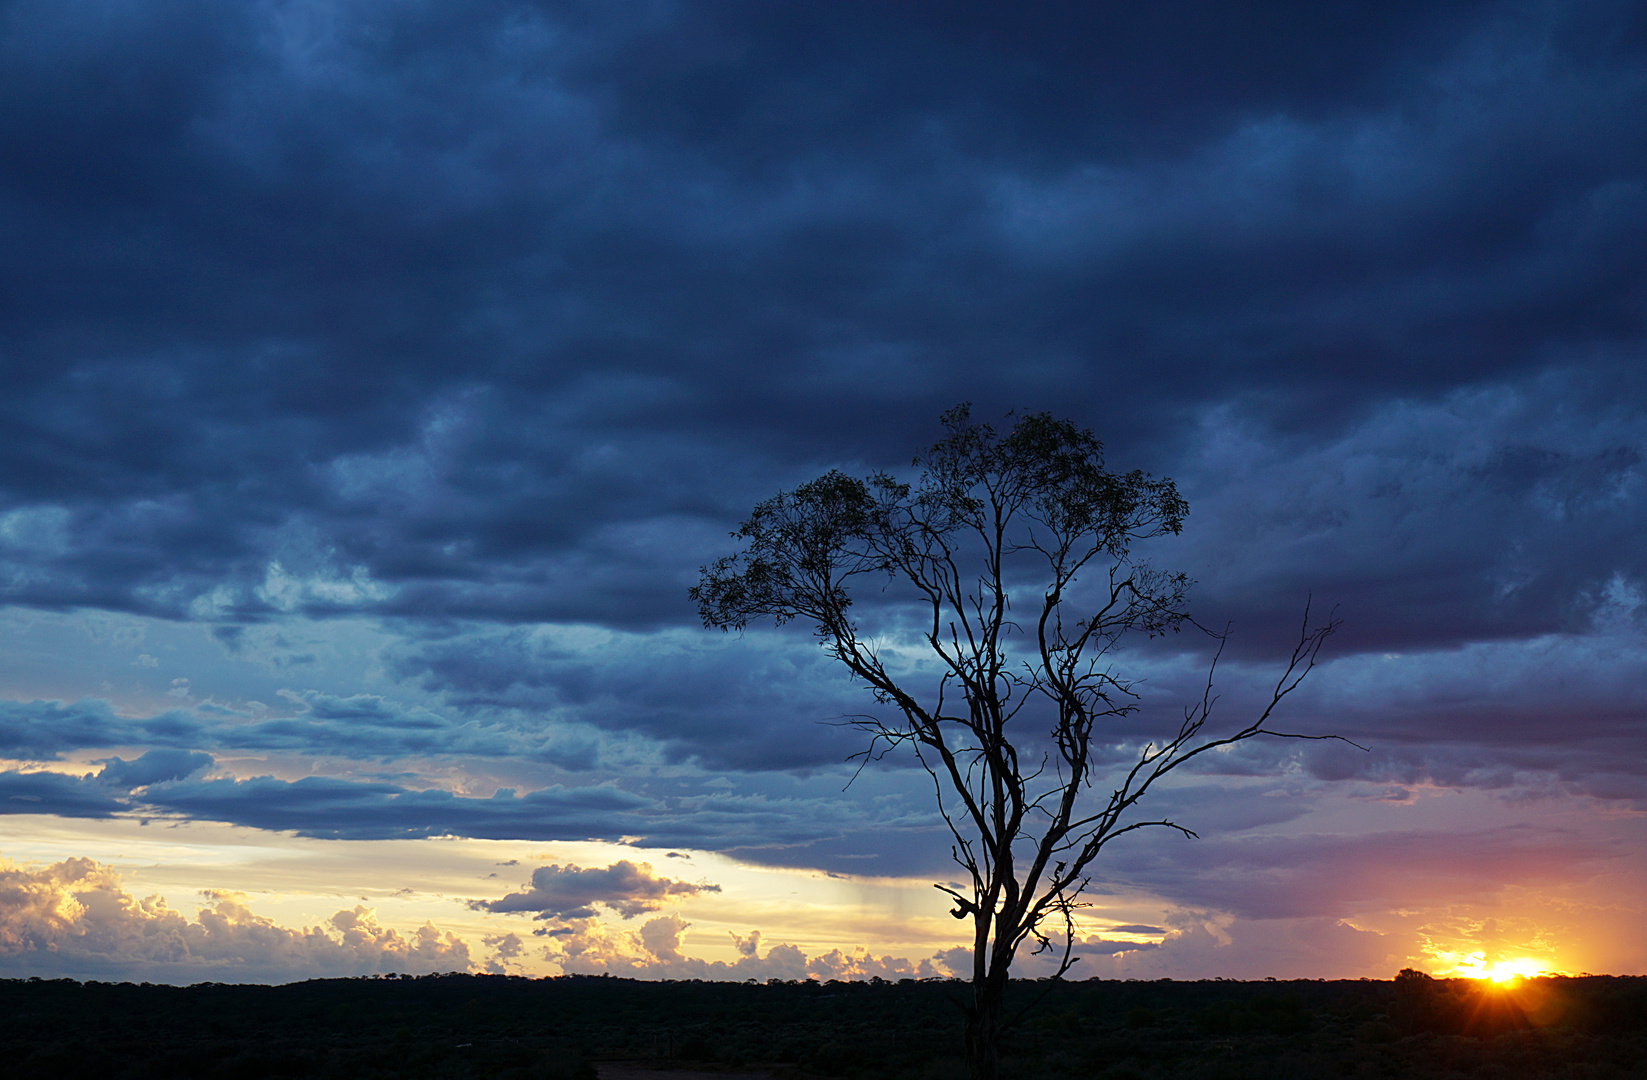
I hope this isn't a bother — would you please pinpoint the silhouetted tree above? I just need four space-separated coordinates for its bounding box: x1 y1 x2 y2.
693 406 1337 1080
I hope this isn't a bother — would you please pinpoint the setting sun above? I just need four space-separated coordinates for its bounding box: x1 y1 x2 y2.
1488 959 1549 982
1450 955 1557 982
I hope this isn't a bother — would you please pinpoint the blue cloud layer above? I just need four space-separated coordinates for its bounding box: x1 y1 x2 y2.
0 0 1644 962
0 0 1641 640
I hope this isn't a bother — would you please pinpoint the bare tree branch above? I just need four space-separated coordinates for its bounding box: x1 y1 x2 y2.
692 406 1340 1080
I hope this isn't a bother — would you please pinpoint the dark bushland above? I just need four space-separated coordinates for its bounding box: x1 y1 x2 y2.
0 972 1642 1079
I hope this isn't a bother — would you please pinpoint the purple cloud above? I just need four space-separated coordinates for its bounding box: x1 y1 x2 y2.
472 861 720 920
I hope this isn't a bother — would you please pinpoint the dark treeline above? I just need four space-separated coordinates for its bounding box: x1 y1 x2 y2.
1 971 1643 1079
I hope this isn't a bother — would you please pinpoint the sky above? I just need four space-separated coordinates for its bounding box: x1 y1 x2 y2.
1 0 1645 984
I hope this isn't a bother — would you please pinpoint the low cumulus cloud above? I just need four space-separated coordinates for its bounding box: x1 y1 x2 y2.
472 861 720 920
0 855 470 982
469 866 961 981
539 914 952 983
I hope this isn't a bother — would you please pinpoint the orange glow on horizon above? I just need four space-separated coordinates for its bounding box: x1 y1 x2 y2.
1447 954 1561 982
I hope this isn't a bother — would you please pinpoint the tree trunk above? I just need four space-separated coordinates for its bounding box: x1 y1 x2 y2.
965 978 1005 1080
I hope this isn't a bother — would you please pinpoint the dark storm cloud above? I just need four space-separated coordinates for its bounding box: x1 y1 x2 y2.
95 748 213 787
1168 375 1647 655
0 698 149 759
141 774 653 841
472 860 719 920
0 770 127 818
0 0 1642 646
0 692 592 768
1175 624 1647 807
0 0 1644 891
393 624 871 770
249 689 532 760
0 753 904 854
